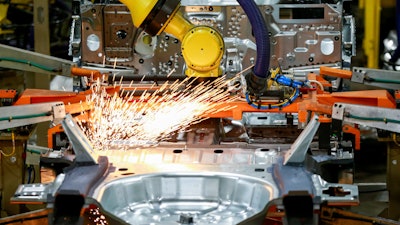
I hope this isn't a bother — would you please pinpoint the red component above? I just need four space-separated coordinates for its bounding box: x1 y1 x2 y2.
21 152 26 160
299 87 316 93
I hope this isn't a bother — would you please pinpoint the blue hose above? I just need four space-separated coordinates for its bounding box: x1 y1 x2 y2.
237 0 270 78
391 0 400 62
274 74 305 88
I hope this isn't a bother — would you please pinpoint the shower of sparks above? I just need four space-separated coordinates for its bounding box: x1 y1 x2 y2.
78 75 238 150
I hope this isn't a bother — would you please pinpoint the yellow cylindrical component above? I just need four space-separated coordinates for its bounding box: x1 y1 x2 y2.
118 0 224 78
163 11 194 41
118 0 157 28
181 26 224 77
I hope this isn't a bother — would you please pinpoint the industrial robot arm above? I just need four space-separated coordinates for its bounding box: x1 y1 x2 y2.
119 0 224 78
119 0 270 93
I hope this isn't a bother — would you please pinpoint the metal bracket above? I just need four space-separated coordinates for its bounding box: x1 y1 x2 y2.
350 67 366 84
61 114 97 164
284 115 320 165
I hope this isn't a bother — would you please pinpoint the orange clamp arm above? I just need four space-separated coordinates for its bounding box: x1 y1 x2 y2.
71 67 104 80
342 124 361 151
320 66 352 80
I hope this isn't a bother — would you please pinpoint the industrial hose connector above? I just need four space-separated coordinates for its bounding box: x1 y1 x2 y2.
245 71 268 95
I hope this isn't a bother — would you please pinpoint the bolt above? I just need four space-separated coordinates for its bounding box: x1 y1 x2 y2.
116 30 127 39
10 156 17 163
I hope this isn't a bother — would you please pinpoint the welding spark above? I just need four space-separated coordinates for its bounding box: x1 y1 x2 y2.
78 75 237 150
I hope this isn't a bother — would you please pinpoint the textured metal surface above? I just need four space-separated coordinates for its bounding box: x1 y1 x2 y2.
265 3 344 69
11 184 49 203
95 145 283 166
89 145 282 224
79 143 358 224
311 174 358 204
94 172 275 225
77 1 352 78
242 112 298 126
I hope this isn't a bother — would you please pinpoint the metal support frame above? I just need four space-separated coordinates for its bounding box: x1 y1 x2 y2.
332 103 400 133
0 44 75 77
351 67 400 90
0 102 65 130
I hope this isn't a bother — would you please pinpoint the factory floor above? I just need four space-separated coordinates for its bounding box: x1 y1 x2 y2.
350 140 392 219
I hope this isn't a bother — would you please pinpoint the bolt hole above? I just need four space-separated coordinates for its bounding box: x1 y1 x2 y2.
173 149 183 154
121 172 135 176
